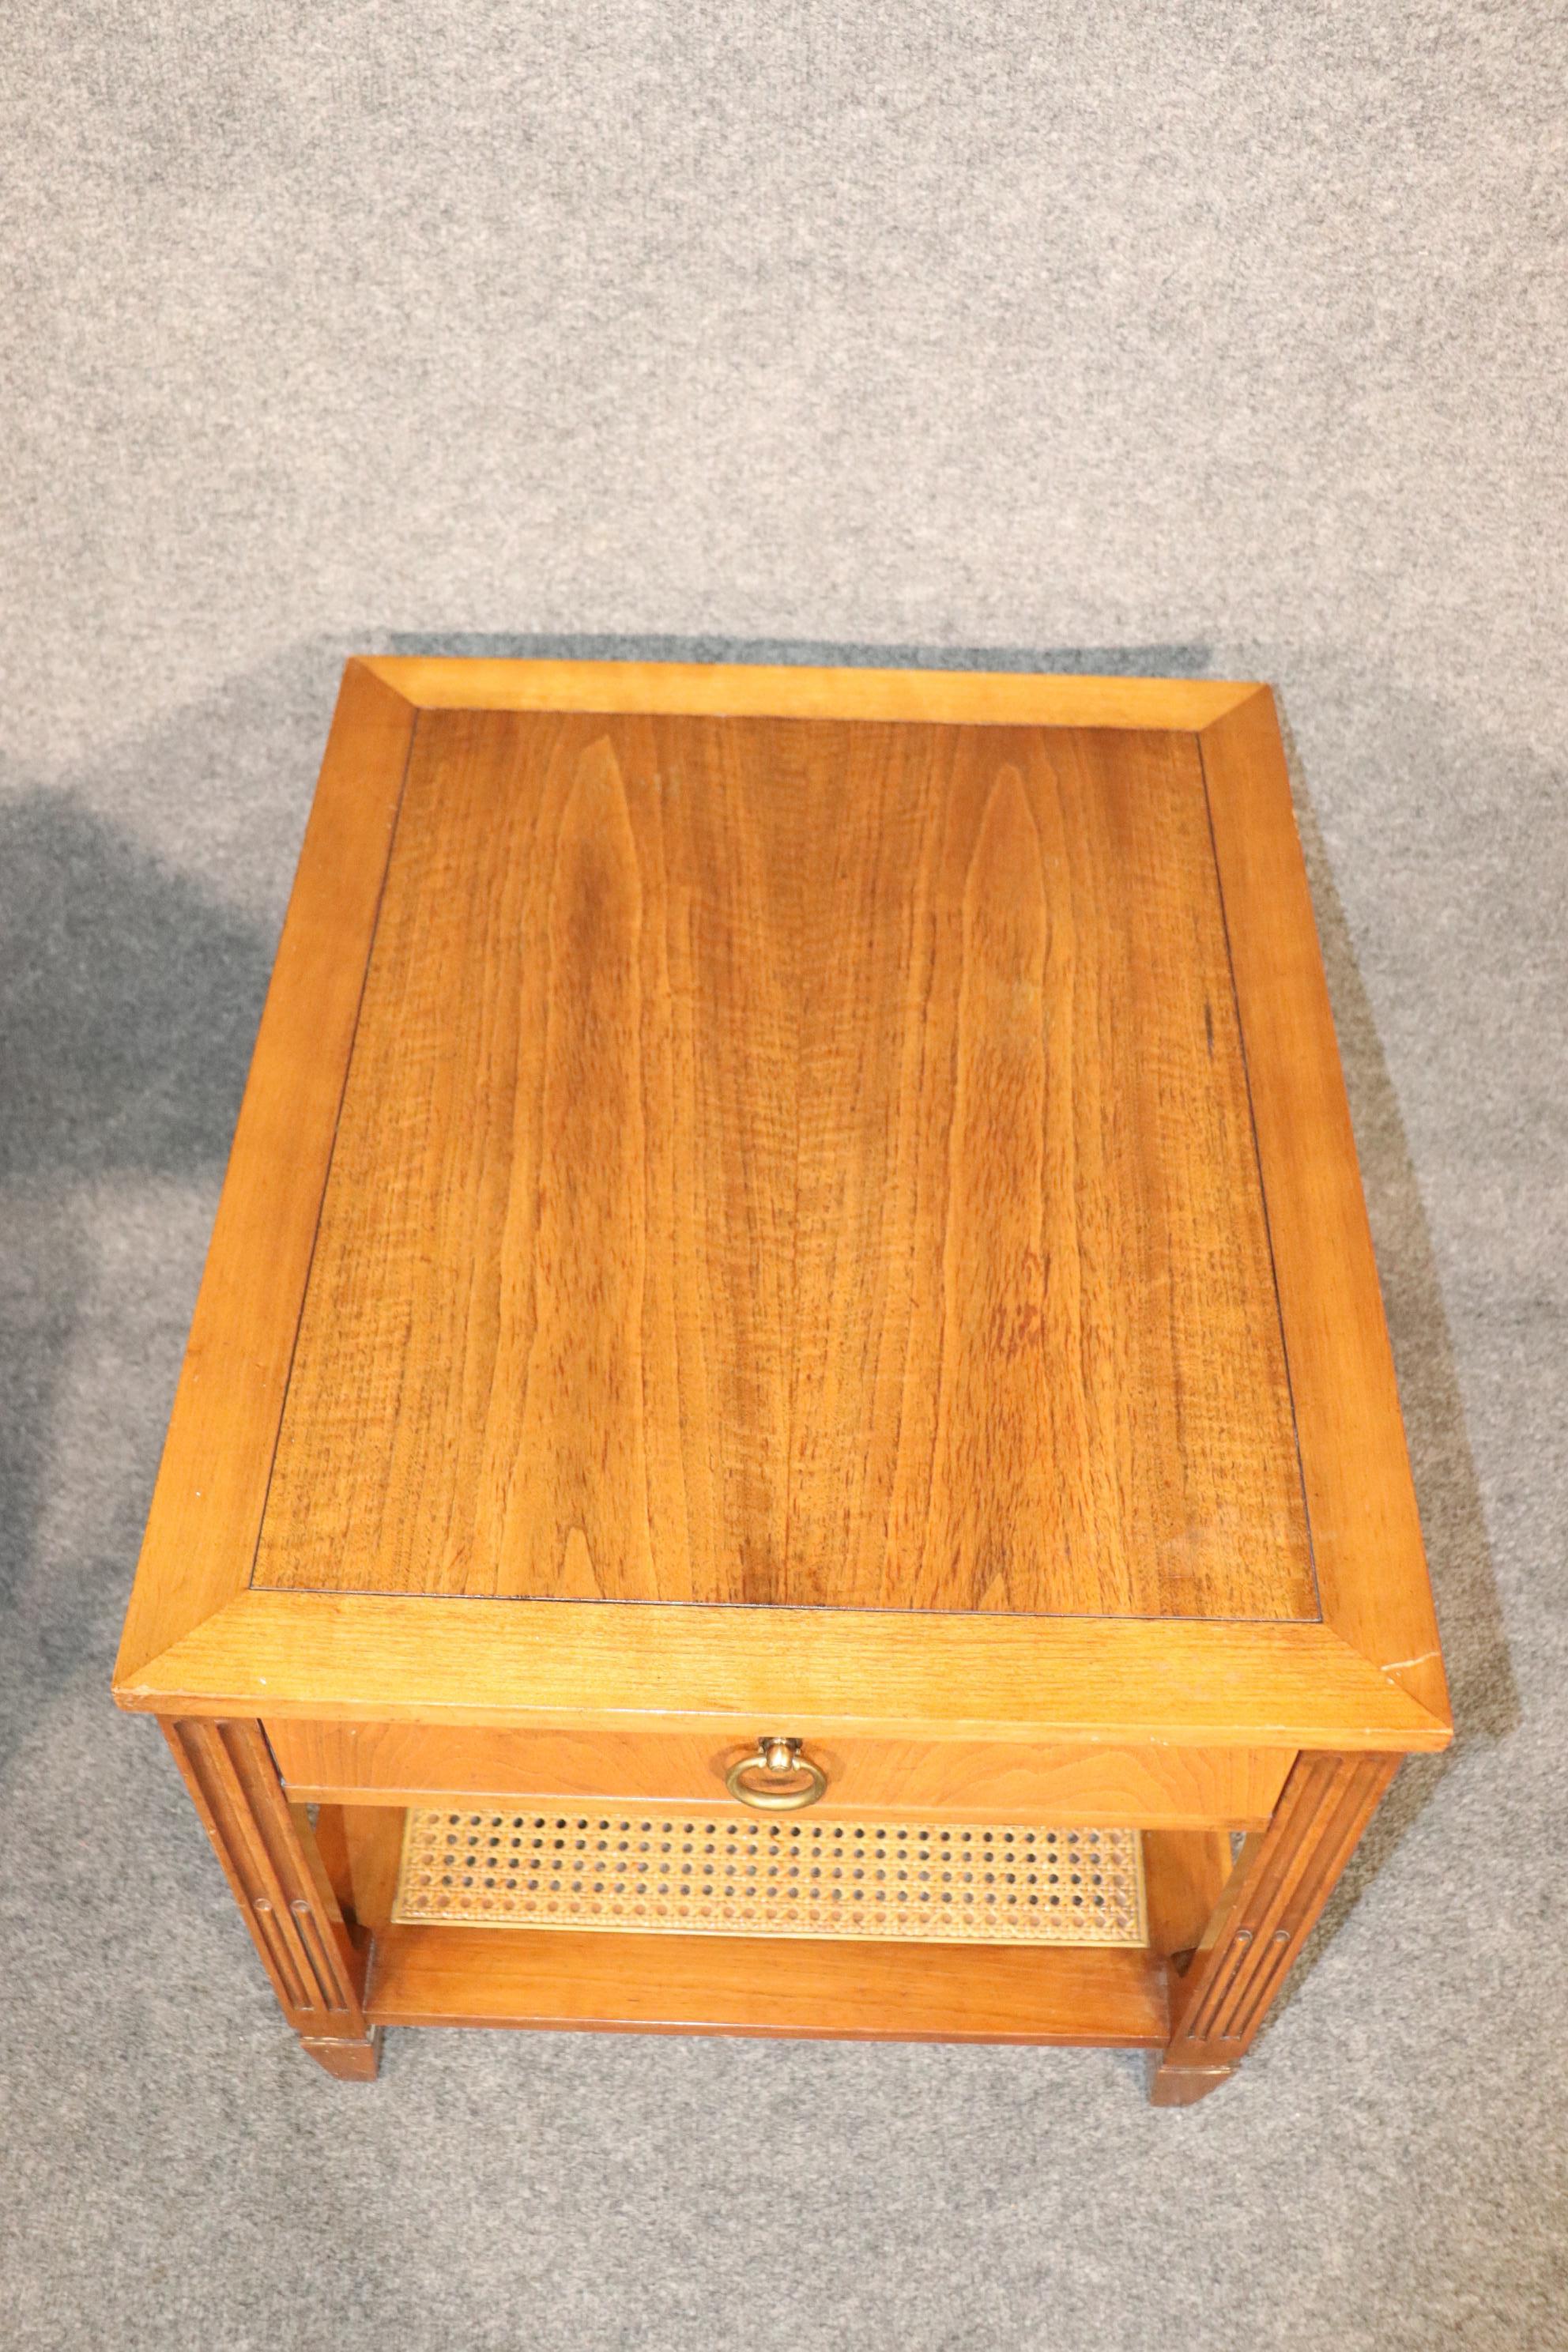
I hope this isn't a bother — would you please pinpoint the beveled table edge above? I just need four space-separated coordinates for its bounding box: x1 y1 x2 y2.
115 1592 1451 1753
357 654 1267 729
111 658 1452 1758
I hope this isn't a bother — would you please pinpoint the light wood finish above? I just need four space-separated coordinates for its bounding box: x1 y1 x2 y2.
252 710 1309 1622
115 663 416 1683
114 661 1449 1762
1143 1829 1236 1960
299 2033 383 2082
1200 695 1448 1724
161 1719 379 2077
367 1924 1169 2045
113 663 1457 1768
338 1806 406 1932
267 1720 1293 1827
311 1802 357 1919
360 655 1261 730
122 1594 1447 1750
1151 1749 1399 2104
112 659 1450 2093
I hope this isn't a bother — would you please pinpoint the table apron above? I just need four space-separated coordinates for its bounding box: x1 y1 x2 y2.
266 1719 1293 1830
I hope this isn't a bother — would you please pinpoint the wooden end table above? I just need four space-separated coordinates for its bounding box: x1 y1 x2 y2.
113 658 1449 2101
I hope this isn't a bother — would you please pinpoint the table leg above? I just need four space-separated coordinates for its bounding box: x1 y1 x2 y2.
161 1718 381 2081
1150 1750 1399 2106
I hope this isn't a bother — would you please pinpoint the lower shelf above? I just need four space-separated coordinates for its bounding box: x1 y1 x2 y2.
365 1924 1170 2045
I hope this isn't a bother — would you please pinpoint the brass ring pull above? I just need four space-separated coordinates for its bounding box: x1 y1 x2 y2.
725 1736 827 1811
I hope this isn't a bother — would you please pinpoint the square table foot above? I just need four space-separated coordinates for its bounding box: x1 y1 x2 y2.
1148 2058 1236 2107
300 2027 383 2082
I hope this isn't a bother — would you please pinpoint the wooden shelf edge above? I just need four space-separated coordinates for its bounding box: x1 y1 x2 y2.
356 654 1264 732
364 1924 1170 2045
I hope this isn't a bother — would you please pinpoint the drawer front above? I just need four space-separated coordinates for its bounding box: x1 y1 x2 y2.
266 1719 1290 1830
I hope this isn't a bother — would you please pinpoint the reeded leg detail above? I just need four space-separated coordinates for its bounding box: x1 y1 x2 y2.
162 1717 381 2081
1150 1750 1399 2105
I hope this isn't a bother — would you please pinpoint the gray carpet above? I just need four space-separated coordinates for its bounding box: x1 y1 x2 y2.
2 5 1565 2346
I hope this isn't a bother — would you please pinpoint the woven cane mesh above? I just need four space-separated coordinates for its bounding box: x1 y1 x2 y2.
394 1809 1146 1945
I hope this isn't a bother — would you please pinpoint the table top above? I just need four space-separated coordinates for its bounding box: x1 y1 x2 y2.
115 661 1449 1751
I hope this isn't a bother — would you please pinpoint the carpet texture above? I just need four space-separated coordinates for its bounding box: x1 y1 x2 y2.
2 5 1565 2347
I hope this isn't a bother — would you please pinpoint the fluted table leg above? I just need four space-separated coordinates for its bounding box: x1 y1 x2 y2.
1151 1750 1398 2105
162 1717 382 2082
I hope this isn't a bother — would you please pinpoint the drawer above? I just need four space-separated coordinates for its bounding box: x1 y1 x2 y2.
266 1719 1290 1830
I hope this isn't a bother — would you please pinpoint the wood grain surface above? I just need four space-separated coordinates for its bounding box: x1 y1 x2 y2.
366 1923 1169 2044
1142 1828 1237 1960
114 662 416 1681
265 1717 1293 1826
360 655 1261 731
113 662 1449 1769
1152 1747 1400 2101
251 708 1312 1623
120 1592 1449 1750
110 662 1453 2094
1199 692 1449 1723
160 1719 375 2056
